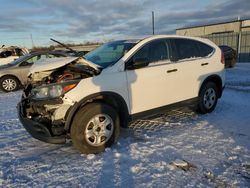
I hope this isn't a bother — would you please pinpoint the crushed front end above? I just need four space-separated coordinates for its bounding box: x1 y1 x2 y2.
18 93 67 144
18 57 101 144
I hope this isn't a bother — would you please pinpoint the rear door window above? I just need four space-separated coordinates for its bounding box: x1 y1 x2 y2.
173 39 214 60
173 39 200 60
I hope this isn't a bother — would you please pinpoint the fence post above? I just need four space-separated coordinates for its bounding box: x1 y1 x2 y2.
237 21 242 62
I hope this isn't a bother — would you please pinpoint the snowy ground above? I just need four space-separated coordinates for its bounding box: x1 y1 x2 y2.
1 64 250 187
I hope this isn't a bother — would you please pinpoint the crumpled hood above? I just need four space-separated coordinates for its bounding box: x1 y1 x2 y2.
29 57 101 74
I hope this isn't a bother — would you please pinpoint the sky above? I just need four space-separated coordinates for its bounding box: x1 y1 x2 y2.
0 0 250 48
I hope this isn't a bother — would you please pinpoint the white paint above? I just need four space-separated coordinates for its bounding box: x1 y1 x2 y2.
65 35 225 114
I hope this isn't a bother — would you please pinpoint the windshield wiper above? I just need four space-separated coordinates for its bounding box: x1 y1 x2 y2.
50 38 84 57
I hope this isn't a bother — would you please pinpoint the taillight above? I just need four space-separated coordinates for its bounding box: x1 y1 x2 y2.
221 50 225 64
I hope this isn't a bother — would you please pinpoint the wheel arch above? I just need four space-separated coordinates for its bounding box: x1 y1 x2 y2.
199 74 223 98
0 74 21 83
64 91 130 132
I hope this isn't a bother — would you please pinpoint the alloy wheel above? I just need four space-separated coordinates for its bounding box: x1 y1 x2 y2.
203 88 216 109
84 114 114 147
2 78 17 91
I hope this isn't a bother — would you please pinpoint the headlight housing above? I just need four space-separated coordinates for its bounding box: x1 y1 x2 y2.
31 81 79 100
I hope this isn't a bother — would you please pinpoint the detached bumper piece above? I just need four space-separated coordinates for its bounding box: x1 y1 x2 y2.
18 102 66 144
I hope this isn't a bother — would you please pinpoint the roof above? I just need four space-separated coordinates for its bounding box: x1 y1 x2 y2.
176 19 250 31
143 34 203 41
117 35 215 50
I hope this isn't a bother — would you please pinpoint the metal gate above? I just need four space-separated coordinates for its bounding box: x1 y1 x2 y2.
203 31 250 62
240 32 250 62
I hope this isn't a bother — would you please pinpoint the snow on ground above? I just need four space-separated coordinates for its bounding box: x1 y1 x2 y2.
0 63 250 187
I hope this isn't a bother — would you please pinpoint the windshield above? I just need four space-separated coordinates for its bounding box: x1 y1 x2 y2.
85 40 137 68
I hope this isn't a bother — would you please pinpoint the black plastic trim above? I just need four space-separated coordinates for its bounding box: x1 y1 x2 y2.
130 97 198 121
30 98 63 105
18 102 66 144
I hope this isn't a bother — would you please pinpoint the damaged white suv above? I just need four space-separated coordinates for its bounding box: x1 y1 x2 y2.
18 35 225 154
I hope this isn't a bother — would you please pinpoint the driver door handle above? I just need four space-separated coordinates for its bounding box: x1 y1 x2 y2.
167 69 178 73
201 63 209 66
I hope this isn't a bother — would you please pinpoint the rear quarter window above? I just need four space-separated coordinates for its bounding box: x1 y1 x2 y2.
197 42 214 57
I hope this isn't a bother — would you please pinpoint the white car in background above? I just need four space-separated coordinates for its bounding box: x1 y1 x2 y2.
18 35 225 154
0 46 29 65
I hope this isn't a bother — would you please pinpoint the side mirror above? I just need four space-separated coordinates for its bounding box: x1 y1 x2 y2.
170 56 179 62
127 57 149 70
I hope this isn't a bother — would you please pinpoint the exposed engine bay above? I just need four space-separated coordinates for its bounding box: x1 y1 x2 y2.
27 57 100 86
20 57 101 137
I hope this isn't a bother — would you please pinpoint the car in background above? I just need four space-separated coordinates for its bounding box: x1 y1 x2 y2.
219 45 237 68
0 46 29 65
0 51 69 92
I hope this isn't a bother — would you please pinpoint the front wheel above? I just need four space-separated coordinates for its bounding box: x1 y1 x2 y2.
197 82 218 114
0 76 19 92
71 103 120 154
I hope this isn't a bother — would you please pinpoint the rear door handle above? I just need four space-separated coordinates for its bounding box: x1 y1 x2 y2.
167 69 178 73
201 63 209 66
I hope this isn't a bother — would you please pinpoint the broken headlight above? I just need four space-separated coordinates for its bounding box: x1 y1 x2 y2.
31 81 79 99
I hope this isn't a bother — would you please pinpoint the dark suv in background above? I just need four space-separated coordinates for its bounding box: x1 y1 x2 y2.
219 45 237 68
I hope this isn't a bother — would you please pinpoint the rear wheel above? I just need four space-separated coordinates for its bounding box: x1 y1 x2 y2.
0 76 19 92
197 82 218 114
71 103 120 154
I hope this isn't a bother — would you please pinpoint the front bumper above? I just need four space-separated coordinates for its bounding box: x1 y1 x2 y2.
17 102 66 144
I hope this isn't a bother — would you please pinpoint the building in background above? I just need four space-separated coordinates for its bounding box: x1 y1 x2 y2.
176 19 250 62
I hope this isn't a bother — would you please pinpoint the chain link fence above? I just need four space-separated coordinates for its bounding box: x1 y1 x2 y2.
202 31 250 62
240 32 250 62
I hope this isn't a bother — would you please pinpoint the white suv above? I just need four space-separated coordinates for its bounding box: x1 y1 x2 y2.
18 35 225 154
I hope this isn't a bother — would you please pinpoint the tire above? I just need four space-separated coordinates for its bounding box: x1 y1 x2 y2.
229 58 236 68
71 103 120 154
0 76 19 92
197 82 218 114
